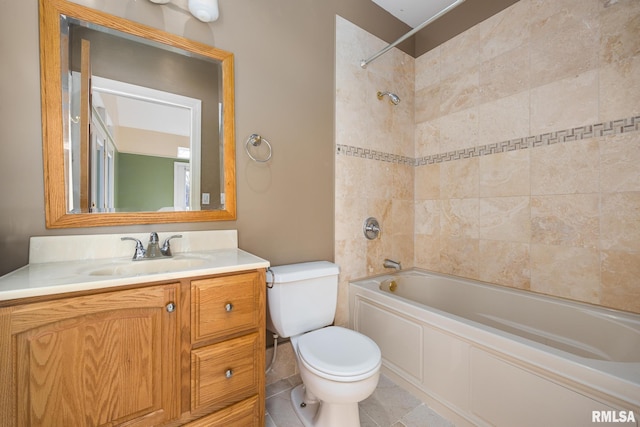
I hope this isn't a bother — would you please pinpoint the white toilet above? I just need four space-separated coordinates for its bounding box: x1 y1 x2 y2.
266 261 381 427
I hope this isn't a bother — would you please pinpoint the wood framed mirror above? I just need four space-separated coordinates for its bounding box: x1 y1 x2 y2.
39 0 236 228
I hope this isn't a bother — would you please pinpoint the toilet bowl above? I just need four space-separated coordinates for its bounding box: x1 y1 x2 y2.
290 326 381 427
265 262 382 427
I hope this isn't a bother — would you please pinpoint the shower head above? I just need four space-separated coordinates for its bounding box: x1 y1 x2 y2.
377 91 400 105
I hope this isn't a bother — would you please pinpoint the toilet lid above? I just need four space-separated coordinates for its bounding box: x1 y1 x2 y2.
297 326 381 380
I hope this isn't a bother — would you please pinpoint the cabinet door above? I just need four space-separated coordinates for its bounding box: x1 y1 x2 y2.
0 284 180 427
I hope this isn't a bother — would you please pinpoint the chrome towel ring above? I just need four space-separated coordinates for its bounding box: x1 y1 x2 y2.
245 133 272 163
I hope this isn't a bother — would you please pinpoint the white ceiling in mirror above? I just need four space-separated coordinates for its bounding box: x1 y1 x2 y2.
371 0 462 28
90 76 198 158
98 93 191 136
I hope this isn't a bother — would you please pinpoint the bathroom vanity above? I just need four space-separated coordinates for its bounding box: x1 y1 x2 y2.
0 231 268 426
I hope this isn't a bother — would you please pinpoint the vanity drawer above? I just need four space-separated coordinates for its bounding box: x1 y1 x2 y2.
184 395 260 426
191 271 261 343
191 332 260 413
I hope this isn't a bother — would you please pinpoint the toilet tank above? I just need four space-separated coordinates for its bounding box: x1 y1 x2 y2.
266 261 340 338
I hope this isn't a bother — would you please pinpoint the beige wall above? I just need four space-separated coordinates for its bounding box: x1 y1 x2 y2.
335 0 640 320
0 0 410 275
334 16 416 326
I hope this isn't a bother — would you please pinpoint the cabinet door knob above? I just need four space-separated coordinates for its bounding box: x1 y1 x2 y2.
225 369 233 379
166 302 176 313
225 303 234 312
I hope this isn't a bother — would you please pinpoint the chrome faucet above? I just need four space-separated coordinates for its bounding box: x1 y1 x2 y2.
383 258 402 271
121 232 182 261
146 232 163 258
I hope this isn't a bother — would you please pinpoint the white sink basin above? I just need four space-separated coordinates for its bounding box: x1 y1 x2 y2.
87 256 210 277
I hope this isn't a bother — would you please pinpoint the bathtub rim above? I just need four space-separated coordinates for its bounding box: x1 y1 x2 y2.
348 269 640 411
353 268 640 322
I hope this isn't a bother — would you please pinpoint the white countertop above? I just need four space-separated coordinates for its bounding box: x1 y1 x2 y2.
0 230 270 302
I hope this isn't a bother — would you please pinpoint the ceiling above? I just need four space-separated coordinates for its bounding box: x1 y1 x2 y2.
371 0 520 56
98 92 191 137
371 0 462 28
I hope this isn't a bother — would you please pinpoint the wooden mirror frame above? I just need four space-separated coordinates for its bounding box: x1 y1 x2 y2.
39 0 236 228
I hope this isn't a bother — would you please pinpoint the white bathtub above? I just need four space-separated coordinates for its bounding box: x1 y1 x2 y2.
349 269 640 427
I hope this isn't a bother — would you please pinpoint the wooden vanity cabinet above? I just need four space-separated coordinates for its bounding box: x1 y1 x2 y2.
0 284 181 427
0 268 266 427
188 270 265 425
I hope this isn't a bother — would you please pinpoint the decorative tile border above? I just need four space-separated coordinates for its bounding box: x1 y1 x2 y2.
335 145 415 165
337 116 640 166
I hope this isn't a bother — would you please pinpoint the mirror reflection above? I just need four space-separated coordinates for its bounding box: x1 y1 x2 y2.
39 0 236 228
64 17 223 213
80 77 201 212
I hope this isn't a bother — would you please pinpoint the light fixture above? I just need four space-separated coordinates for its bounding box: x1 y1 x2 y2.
147 0 220 23
188 0 219 22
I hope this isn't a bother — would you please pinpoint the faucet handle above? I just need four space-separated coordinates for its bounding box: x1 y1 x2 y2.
121 237 146 260
161 234 183 257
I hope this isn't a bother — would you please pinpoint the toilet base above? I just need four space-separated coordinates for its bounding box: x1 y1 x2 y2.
291 384 361 427
291 384 317 427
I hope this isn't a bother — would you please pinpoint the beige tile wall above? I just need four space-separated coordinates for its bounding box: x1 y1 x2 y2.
335 16 415 325
336 0 640 318
413 0 640 314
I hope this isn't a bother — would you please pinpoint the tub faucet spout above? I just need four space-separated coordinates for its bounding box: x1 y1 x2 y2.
383 258 402 271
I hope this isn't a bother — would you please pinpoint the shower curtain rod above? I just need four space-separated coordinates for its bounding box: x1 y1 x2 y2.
360 0 466 68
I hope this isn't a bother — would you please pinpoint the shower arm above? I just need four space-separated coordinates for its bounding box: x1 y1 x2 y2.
360 0 466 69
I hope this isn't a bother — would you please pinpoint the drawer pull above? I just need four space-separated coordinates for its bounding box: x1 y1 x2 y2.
166 302 176 313
225 369 234 379
225 303 234 312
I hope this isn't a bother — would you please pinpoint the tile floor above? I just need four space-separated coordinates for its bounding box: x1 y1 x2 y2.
265 374 455 427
